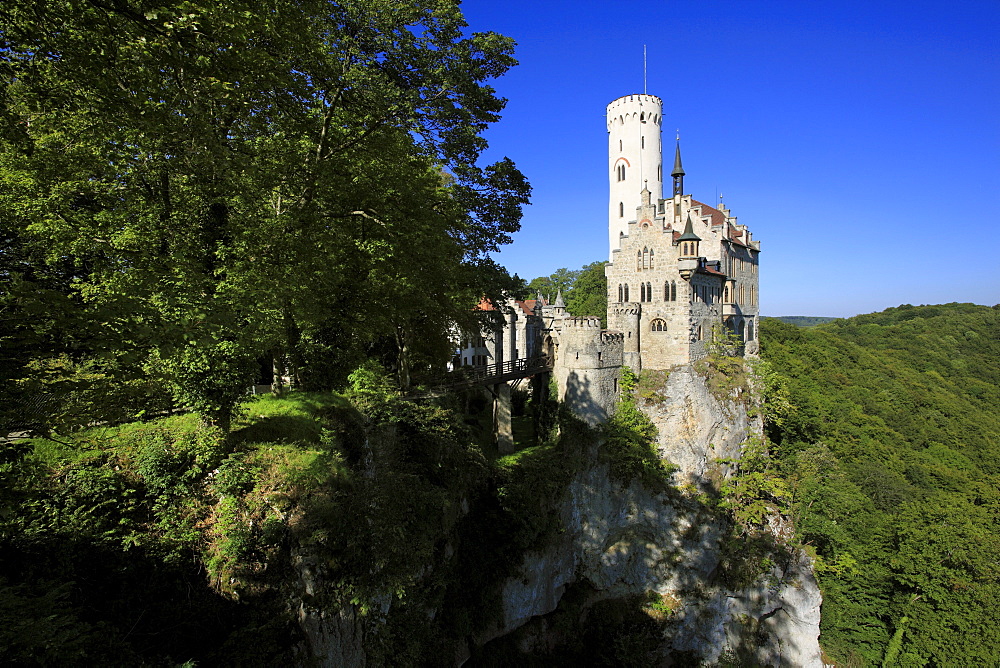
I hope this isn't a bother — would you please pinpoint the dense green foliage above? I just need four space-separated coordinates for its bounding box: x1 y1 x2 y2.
602 367 674 491
770 316 839 327
761 303 1000 666
1 0 529 434
0 385 603 664
525 261 608 326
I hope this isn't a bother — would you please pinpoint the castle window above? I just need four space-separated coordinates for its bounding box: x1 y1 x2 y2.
697 325 703 340
646 282 652 302
649 249 654 269
619 202 624 217
624 284 629 302
651 318 666 332
640 283 646 302
637 251 642 271
747 320 755 341
641 136 645 149
642 247 649 269
664 281 669 301
640 112 646 123
597 351 602 361
619 139 622 152
618 284 623 302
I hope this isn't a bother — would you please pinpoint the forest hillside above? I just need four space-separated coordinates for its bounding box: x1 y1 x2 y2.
760 303 1000 666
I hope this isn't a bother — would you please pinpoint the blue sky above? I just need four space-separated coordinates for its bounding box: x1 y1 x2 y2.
461 0 1000 317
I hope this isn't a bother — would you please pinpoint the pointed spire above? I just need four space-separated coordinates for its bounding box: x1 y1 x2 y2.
678 213 701 241
554 288 565 308
671 140 685 177
671 138 685 200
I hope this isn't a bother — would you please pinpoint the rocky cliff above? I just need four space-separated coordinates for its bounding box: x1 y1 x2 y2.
293 364 823 666
475 364 823 665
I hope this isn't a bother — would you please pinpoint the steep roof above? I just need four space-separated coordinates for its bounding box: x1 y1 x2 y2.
678 214 701 242
691 199 726 227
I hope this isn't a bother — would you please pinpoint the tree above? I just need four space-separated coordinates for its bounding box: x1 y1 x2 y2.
526 267 579 300
0 0 529 428
565 261 608 326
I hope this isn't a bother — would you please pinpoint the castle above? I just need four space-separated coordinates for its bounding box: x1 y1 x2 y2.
457 93 760 424
605 93 760 369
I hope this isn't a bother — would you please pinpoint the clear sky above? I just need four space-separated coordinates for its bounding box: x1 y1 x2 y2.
460 0 1000 317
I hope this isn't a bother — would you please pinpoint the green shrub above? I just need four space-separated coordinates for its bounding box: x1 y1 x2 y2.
603 367 675 491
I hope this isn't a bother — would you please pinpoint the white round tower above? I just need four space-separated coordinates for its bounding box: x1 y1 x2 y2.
607 94 663 259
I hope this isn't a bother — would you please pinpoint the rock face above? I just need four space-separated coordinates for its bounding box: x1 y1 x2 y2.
488 364 823 666
294 364 823 666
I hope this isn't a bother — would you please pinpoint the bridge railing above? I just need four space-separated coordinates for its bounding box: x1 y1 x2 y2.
434 355 553 389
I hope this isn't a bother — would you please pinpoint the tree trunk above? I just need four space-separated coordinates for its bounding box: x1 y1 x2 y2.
395 325 411 390
271 350 285 396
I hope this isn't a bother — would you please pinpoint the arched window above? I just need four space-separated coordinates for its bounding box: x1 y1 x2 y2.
737 320 746 342
619 202 624 217
640 283 646 302
747 320 755 341
641 136 645 149
619 139 622 151
636 250 642 271
649 249 654 269
618 284 623 302
642 247 649 269
651 319 666 332
658 165 662 180
624 284 629 302
671 281 676 302
640 112 645 123
724 285 730 303
646 282 652 302
664 281 670 301
697 325 703 340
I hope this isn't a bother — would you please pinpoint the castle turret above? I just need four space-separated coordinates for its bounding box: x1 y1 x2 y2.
607 94 663 258
677 213 701 279
671 139 686 223
671 139 685 197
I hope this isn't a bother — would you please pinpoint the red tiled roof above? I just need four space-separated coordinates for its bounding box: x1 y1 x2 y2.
727 228 749 247
691 199 726 227
476 298 539 314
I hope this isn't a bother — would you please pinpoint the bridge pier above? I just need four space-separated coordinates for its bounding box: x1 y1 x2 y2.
493 382 513 455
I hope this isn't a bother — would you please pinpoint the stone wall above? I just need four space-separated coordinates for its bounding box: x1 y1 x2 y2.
553 317 623 426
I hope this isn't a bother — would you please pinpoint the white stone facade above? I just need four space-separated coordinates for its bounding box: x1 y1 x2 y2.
605 94 760 371
607 94 664 258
